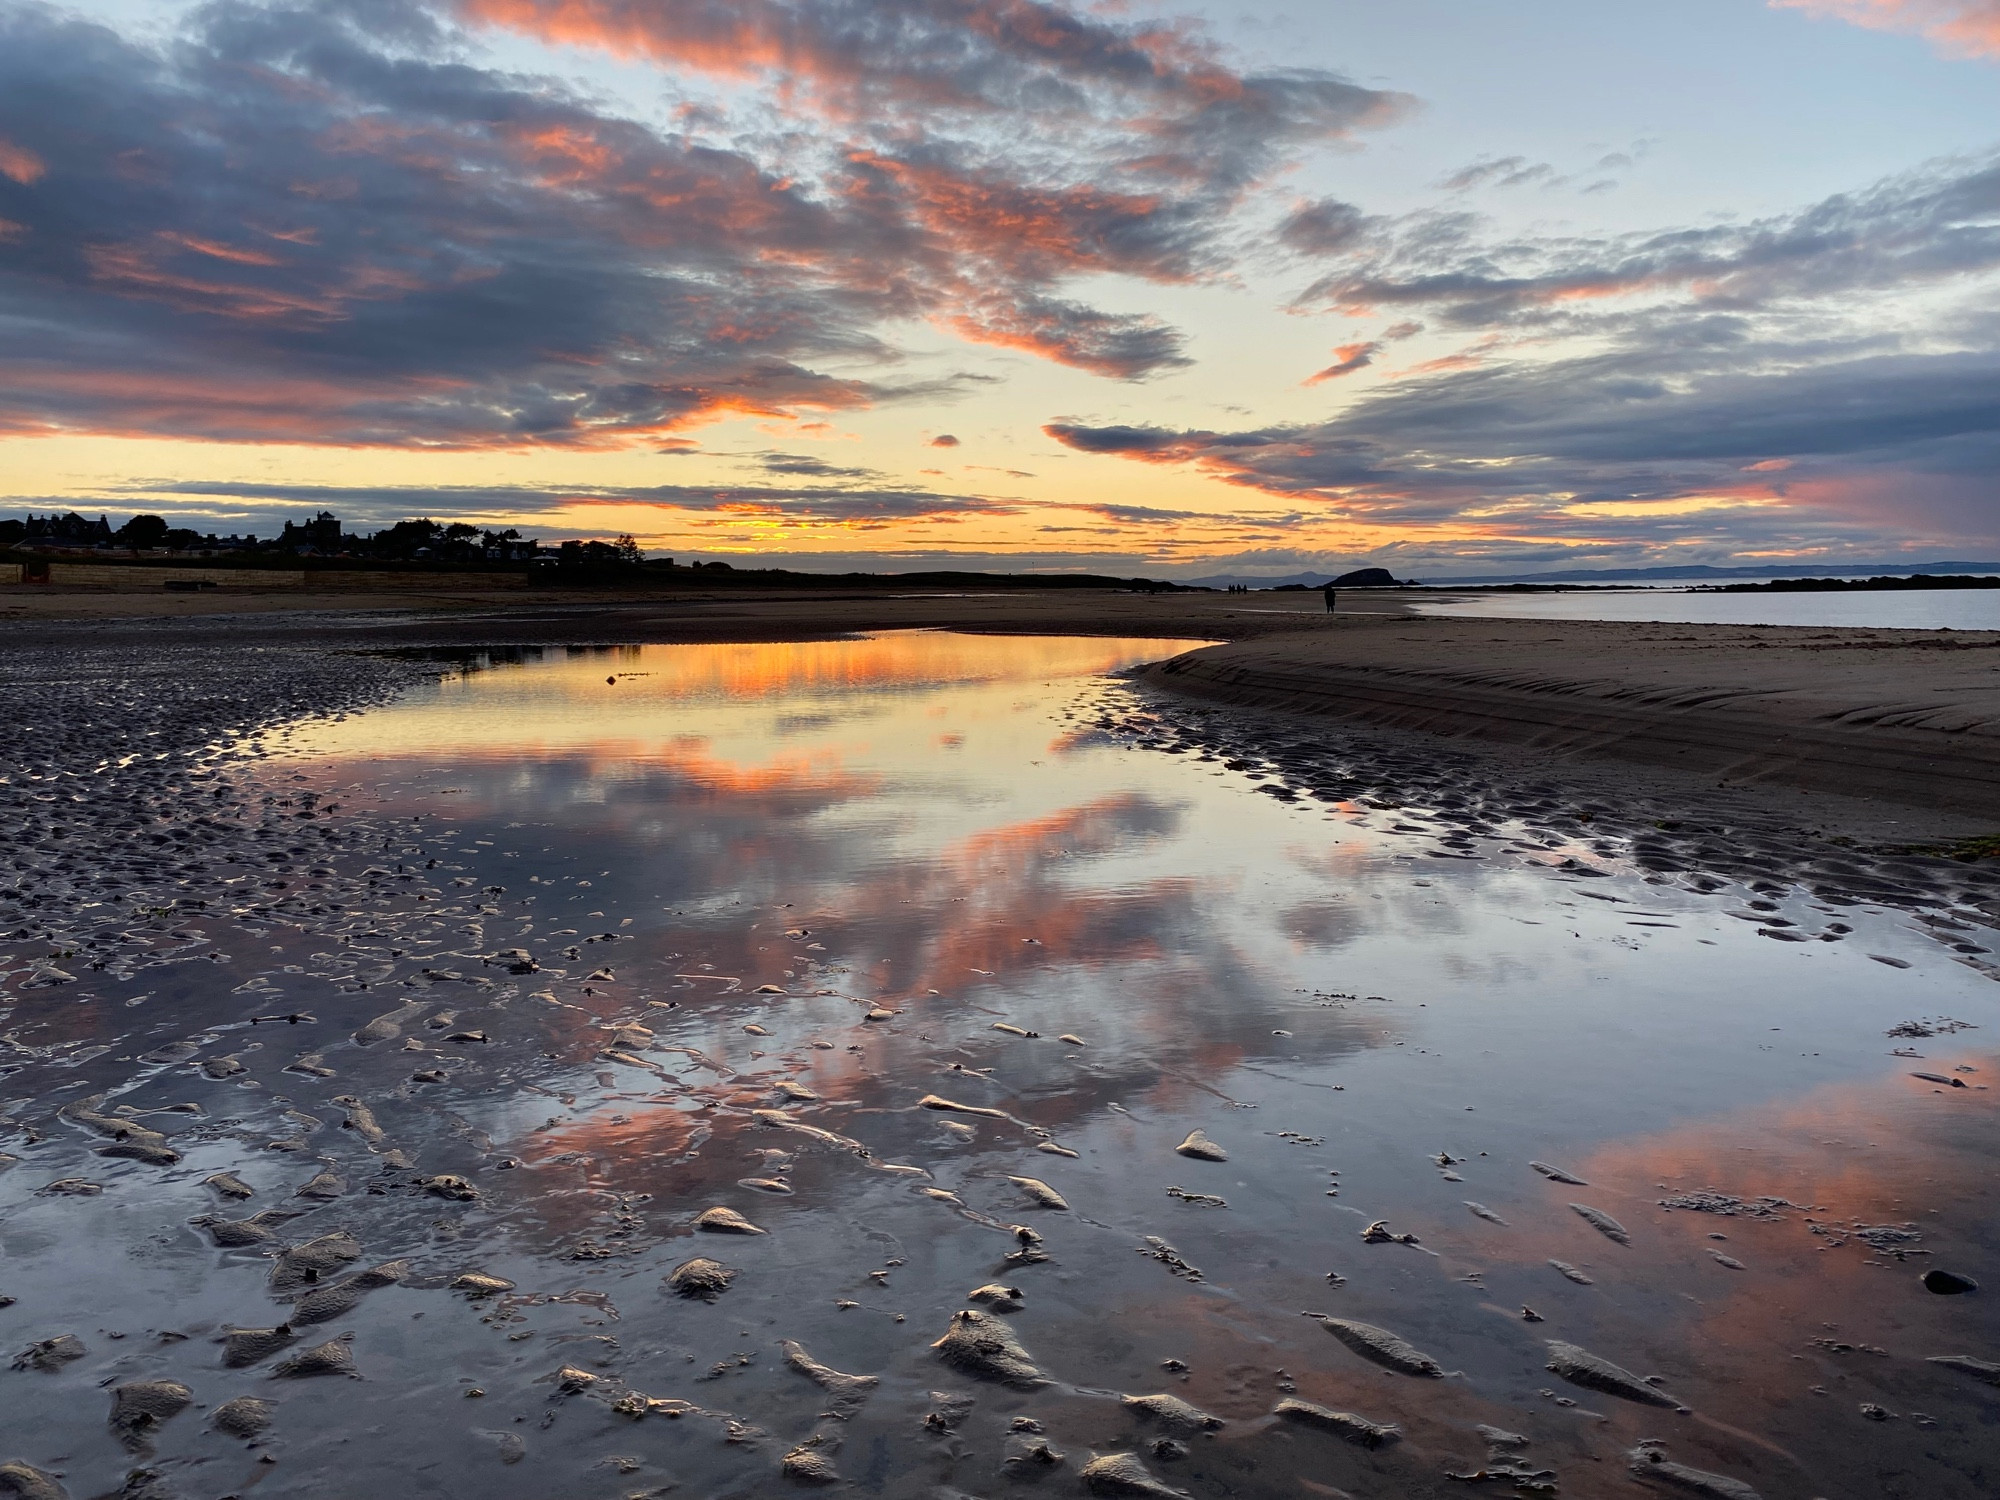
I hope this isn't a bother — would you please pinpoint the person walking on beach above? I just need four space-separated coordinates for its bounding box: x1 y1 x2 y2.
1323 582 1337 613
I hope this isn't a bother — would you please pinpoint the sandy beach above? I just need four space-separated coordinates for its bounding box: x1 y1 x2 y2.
2 587 1997 1500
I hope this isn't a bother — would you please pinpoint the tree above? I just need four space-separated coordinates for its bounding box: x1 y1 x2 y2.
116 514 171 549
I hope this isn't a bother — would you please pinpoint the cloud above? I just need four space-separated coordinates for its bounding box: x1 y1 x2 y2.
111 476 1025 526
457 0 1407 190
930 433 960 447
1773 0 2000 59
750 450 881 478
1437 156 1558 192
1045 335 2000 557
1304 341 1380 383
0 135 43 185
0 0 1404 446
1277 197 1376 256
1294 150 2000 327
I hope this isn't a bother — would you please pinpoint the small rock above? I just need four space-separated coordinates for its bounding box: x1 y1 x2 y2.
694 1206 764 1235
666 1258 737 1301
451 1272 515 1297
1174 1130 1226 1162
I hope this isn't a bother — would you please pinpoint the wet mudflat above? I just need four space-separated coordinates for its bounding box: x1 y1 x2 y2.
1 630 1996 1500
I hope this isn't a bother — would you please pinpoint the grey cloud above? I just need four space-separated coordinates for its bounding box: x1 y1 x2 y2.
1277 197 1378 257
456 0 1408 194
110 477 1024 524
1045 345 2000 546
1437 156 1558 192
2 0 1364 447
1299 150 2000 327
751 451 883 479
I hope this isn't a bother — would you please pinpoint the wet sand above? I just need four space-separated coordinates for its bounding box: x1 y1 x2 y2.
0 622 1997 1500
6 581 1995 840
1143 614 2000 835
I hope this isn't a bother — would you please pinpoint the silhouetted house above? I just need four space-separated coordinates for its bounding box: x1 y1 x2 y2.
19 511 115 550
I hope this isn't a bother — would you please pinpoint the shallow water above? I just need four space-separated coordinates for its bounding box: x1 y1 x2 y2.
1412 587 2000 630
2 631 1996 1500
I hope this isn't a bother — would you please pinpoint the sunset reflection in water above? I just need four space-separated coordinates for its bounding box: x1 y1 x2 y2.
3 632 1991 1499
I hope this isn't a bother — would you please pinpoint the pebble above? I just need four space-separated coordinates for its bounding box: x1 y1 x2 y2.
451 1271 515 1297
666 1257 737 1301
1174 1130 1227 1162
694 1206 765 1234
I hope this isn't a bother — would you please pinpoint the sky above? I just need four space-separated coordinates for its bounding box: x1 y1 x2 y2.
0 0 1996 578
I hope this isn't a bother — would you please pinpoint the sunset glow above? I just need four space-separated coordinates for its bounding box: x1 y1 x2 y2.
0 0 1994 577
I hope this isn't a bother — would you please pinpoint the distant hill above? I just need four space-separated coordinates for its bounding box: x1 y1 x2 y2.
1418 560 2000 585
1180 560 2000 589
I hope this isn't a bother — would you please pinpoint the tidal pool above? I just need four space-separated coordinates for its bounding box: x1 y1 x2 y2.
1 631 1994 1499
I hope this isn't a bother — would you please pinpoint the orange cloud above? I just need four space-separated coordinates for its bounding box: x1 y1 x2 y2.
1303 340 1379 384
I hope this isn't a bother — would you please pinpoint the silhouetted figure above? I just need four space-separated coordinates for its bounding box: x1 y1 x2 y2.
1323 583 1337 613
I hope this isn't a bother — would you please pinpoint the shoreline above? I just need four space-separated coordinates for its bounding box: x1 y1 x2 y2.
5 587 1995 850
1143 613 2000 841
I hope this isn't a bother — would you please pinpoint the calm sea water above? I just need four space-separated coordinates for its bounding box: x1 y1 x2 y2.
1 632 1993 1498
1412 587 2000 630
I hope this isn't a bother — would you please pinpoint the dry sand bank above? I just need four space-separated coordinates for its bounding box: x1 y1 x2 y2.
1147 613 2000 835
0 579 1367 639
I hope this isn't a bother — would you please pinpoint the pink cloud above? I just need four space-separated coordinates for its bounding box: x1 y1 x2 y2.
1773 0 2000 59
1303 340 1379 384
0 136 45 185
